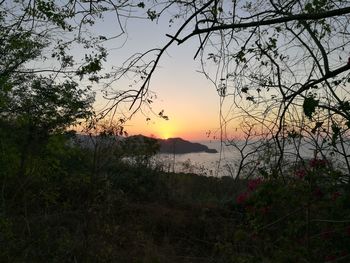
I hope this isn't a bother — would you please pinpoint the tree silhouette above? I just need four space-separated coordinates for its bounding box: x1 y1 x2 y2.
106 0 350 177
2 0 350 176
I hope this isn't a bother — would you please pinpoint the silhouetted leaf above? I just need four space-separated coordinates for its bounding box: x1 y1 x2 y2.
147 9 157 21
137 2 145 8
311 122 323 134
303 96 319 119
331 124 341 146
241 87 249 93
158 110 169 120
246 96 255 102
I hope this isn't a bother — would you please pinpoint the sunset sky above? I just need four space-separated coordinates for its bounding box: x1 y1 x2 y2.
94 11 227 141
63 3 350 142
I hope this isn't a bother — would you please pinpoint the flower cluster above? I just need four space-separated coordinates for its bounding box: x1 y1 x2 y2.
236 191 249 205
309 158 328 168
247 178 263 191
295 169 306 179
294 158 329 180
331 191 341 201
236 178 263 205
346 226 350 237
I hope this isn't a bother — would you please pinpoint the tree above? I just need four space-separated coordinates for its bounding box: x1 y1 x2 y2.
0 75 95 176
2 0 350 176
0 0 170 125
2 76 94 131
104 0 350 177
0 0 103 177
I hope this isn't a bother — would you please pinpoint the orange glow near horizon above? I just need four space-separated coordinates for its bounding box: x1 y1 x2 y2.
124 112 215 141
156 120 178 139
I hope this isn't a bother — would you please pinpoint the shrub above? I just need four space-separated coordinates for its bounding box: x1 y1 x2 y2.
234 159 350 262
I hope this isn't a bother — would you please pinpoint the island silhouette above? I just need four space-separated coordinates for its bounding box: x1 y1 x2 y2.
75 134 218 154
125 135 218 154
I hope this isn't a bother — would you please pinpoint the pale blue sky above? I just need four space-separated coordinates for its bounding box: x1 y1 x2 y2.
92 10 223 140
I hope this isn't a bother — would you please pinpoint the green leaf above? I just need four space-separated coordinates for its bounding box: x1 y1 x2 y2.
303 96 319 119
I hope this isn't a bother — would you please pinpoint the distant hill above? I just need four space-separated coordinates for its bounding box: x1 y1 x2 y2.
158 137 217 154
74 134 218 154
125 135 217 154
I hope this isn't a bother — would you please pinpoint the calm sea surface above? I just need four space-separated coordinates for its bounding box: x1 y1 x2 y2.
156 141 238 177
155 140 348 177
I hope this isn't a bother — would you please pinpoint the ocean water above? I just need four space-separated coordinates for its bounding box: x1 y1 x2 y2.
154 139 350 177
155 141 247 177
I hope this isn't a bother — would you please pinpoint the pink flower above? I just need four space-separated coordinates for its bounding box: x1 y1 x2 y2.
321 228 333 240
259 206 270 215
345 226 350 236
297 237 306 245
340 250 349 257
295 169 306 179
309 158 317 167
332 191 341 201
236 192 249 204
250 233 258 241
247 178 262 191
309 158 328 168
312 187 324 199
325 255 336 262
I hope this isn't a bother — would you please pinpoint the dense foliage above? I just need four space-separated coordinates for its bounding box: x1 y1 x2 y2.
235 160 350 262
2 131 350 262
1 0 350 262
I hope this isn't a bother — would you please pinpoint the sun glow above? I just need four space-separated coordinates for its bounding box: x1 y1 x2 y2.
158 121 177 139
126 110 219 141
159 126 174 139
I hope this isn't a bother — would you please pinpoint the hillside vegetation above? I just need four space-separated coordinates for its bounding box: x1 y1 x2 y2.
2 1 350 261
1 128 350 262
